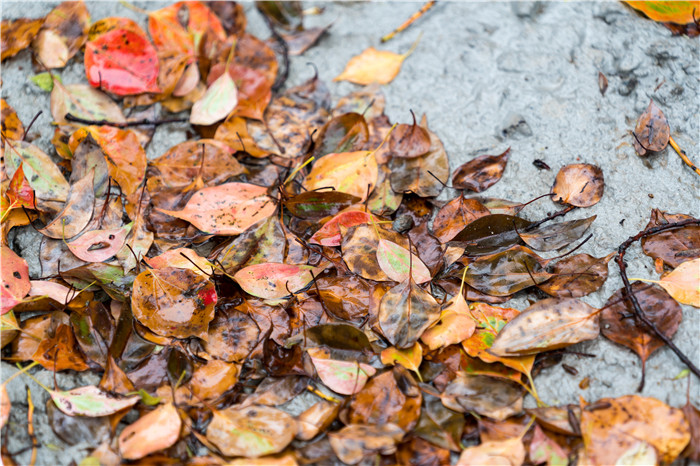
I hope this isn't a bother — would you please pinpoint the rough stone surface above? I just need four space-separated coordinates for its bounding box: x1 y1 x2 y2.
2 1 699 464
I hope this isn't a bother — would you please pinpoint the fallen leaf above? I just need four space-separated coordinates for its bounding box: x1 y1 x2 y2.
38 169 95 240
518 215 596 251
389 114 431 159
641 210 700 268
191 70 238 126
234 262 326 300
66 223 132 263
50 385 139 417
1 18 44 61
1 246 31 315
307 347 376 395
538 252 614 298
457 436 525 466
442 372 523 421
304 151 378 201
633 258 699 308
380 343 423 378
50 83 126 126
309 210 374 247
625 1 699 25
32 1 90 69
119 402 181 460
328 423 404 464
420 289 476 351
334 42 416 85
433 196 491 243
464 245 552 296
489 297 600 356
450 214 532 255
551 163 604 207
284 191 360 220
376 238 431 284
452 148 510 192
378 277 440 348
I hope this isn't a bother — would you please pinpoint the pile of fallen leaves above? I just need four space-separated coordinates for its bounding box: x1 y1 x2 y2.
1 1 699 465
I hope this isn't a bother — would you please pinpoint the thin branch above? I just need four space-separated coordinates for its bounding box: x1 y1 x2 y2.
525 205 576 231
65 113 188 128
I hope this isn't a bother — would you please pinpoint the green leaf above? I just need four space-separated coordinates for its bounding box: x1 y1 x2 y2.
31 72 59 92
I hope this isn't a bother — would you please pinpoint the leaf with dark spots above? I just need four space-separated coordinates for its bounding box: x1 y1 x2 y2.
233 262 327 300
284 190 360 219
313 276 373 323
601 283 682 386
202 308 259 363
1 18 44 61
414 391 465 452
214 215 286 275
551 163 604 207
489 297 600 356
287 323 373 355
538 252 614 298
433 196 491 243
304 150 378 201
450 214 532 255
84 26 160 96
633 99 670 156
464 245 552 296
378 277 440 349
641 210 700 268
308 346 376 395
131 267 217 340
314 112 369 157
1 246 31 315
66 223 132 263
452 148 510 192
32 323 91 372
39 169 95 240
519 215 596 251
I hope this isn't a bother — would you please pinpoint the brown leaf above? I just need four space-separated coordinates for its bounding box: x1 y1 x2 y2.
433 196 490 243
38 169 95 240
641 210 700 268
314 112 369 157
489 297 600 356
32 323 90 372
296 400 339 441
538 252 614 298
203 308 260 363
457 437 525 465
682 400 700 461
342 223 408 281
633 99 670 156
581 395 690 464
551 163 604 207
601 282 682 383
328 423 405 465
464 245 552 296
452 148 510 192
441 372 523 421
518 215 596 252
634 258 699 307
378 278 440 349
389 114 431 159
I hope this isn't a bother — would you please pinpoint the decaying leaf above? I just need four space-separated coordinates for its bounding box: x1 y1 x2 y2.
420 288 476 351
489 297 600 356
457 436 526 466
538 252 614 298
452 148 510 192
518 215 596 251
551 163 604 207
50 385 140 417
441 372 524 421
307 347 376 395
376 238 431 284
464 245 552 296
234 262 327 300
378 277 440 349
2 18 44 61
304 151 378 201
1 246 31 315
328 423 405 464
641 210 700 268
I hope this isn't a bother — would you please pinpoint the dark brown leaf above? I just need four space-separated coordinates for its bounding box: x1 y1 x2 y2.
641 210 700 268
633 99 670 156
539 252 614 298
452 148 510 192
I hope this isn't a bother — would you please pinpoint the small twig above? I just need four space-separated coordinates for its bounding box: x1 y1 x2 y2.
668 136 700 176
616 218 700 387
22 111 43 141
381 0 437 43
524 205 576 231
64 113 188 128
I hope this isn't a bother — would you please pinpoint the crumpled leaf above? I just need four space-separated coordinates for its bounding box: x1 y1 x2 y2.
132 267 216 340
158 182 277 235
551 163 604 207
452 148 510 192
207 405 296 458
328 423 405 465
32 1 90 69
489 297 600 356
307 347 376 395
633 99 670 156
119 402 181 460
581 395 690 464
633 258 699 308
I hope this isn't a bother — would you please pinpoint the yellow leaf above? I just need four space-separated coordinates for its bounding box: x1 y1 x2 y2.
304 151 378 200
381 343 423 380
334 36 420 85
633 258 700 308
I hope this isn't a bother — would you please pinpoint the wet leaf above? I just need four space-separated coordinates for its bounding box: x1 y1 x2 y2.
203 308 260 363
284 191 360 219
307 347 376 395
1 246 31 315
296 400 339 441
452 148 510 192
314 112 369 157
461 303 535 375
464 245 552 296
304 151 378 201
33 323 91 371
527 404 581 436
389 116 431 159
519 215 596 251
581 395 690 464
380 343 423 378
457 436 525 466
191 70 238 126
132 267 216 340
450 214 532 255
207 405 296 457
32 1 90 69
85 25 160 95
601 282 682 382
641 210 700 268
551 163 604 207
378 277 440 348
682 400 700 461
634 258 699 308
46 398 110 448
1 18 44 61
441 372 523 421
119 402 181 460
50 385 139 417
309 210 374 247
234 262 326 300
342 223 407 281
538 252 614 298
210 63 272 121
215 215 286 273
39 169 95 240
66 223 132 263
368 164 403 215
159 182 277 235
334 44 415 85
420 290 476 351
145 248 213 277
414 391 465 451
633 99 670 156
347 366 422 431
376 238 431 284
489 297 600 356
328 423 405 464
433 196 490 243
389 120 449 198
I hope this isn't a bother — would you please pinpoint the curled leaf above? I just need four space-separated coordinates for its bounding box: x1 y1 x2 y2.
551 163 604 207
